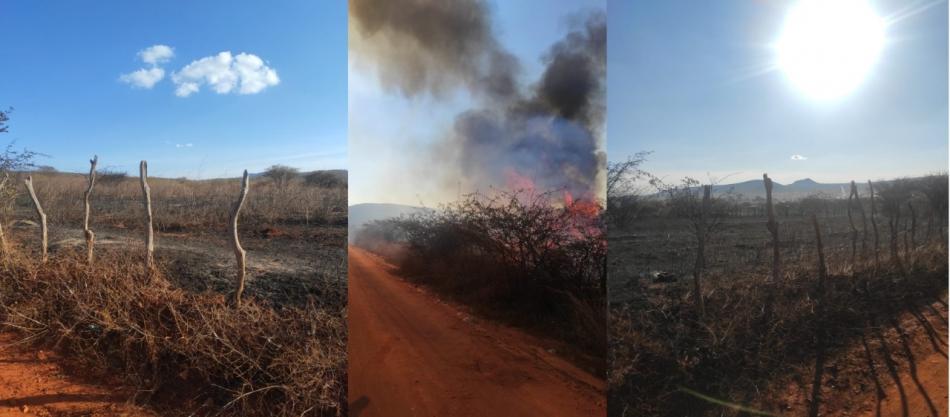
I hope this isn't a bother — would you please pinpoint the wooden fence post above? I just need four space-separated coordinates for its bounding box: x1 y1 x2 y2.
693 185 710 319
140 161 154 270
84 156 98 265
868 180 880 266
0 174 8 255
852 181 868 261
24 175 47 263
764 174 781 282
907 201 916 250
231 170 250 305
812 214 827 292
847 181 858 267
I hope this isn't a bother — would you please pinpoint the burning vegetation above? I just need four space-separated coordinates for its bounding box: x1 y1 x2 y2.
350 0 608 366
350 0 606 201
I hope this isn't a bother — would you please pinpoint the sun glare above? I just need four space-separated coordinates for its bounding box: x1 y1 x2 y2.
776 0 885 101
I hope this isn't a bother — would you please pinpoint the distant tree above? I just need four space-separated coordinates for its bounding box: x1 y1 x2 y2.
918 173 948 241
0 109 42 215
263 165 299 189
305 171 345 188
653 177 728 318
0 107 10 134
97 170 129 185
878 179 913 265
35 165 57 173
606 151 654 229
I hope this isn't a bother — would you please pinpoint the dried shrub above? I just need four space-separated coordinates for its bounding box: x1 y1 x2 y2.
356 190 606 360
0 247 346 417
11 171 347 231
608 241 948 417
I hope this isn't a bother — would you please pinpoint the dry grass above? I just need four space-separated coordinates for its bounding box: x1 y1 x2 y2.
11 172 347 232
608 241 948 417
0 244 346 416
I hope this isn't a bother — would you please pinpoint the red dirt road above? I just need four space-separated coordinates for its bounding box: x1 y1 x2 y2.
347 246 606 417
861 349 948 417
0 333 155 417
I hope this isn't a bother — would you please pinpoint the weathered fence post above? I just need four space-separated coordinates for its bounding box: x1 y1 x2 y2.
0 174 8 255
812 214 827 291
868 180 880 266
808 213 828 417
907 201 916 250
24 175 47 263
140 161 154 270
764 174 781 282
847 181 858 267
84 156 98 265
693 184 710 319
231 170 250 305
852 181 868 261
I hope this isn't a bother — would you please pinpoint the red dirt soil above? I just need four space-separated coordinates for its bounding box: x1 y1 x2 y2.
348 246 606 417
0 333 155 417
859 349 948 417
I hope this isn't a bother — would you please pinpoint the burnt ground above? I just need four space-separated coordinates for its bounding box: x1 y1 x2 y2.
609 215 889 303
607 214 948 416
7 220 346 308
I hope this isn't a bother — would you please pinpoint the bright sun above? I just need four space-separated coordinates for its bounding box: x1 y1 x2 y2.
777 0 885 101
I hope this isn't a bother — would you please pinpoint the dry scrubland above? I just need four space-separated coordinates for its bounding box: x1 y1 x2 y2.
356 191 607 368
0 169 348 416
607 173 949 417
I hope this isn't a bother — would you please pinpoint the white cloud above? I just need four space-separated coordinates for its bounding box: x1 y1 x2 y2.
790 154 808 161
119 67 165 89
175 143 194 148
171 51 279 97
138 44 174 65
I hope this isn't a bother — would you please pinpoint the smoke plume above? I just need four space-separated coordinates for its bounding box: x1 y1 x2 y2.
351 0 606 201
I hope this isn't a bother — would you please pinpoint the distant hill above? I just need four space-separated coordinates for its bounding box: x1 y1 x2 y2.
710 177 852 200
348 203 432 242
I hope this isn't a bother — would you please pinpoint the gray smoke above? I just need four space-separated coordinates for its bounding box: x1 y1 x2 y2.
349 0 519 100
351 0 606 200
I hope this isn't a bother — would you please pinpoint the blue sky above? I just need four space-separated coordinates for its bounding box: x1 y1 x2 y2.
349 0 604 205
609 0 948 185
0 1 347 179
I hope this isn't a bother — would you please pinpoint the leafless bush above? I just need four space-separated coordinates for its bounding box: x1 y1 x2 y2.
97 169 129 185
13 171 346 232
0 247 346 416
263 165 299 190
305 171 346 188
606 152 657 230
357 190 606 357
609 242 947 417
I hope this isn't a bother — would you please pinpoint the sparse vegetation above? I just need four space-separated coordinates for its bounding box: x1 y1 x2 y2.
607 153 948 417
0 121 348 416
0 247 346 417
263 164 300 190
14 170 346 231
356 190 606 363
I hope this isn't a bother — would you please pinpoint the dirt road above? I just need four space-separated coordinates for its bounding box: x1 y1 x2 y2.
0 333 155 417
348 246 606 417
861 349 948 417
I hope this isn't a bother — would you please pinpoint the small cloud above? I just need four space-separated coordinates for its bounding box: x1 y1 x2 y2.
175 143 194 148
119 67 165 89
138 45 175 65
171 51 279 97
790 154 808 161
120 44 173 89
